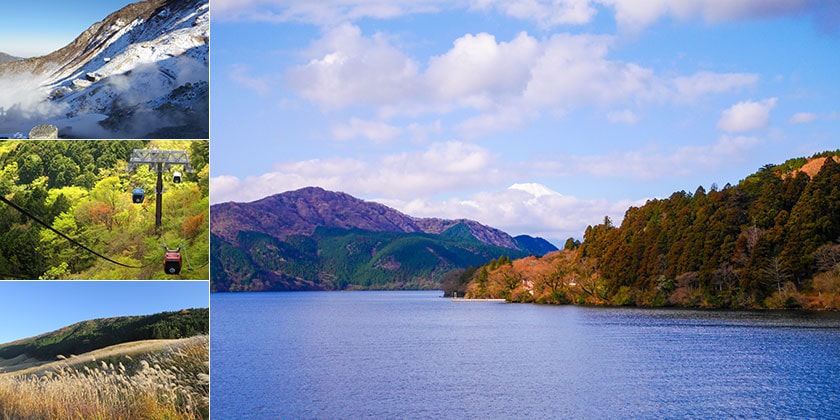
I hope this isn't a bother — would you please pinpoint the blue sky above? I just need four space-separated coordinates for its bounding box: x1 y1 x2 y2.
0 281 208 344
207 1 839 245
0 1 132 58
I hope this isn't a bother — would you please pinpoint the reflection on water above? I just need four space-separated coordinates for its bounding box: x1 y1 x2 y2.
211 291 840 419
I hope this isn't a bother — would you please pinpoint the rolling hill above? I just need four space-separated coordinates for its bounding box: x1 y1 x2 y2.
0 308 208 362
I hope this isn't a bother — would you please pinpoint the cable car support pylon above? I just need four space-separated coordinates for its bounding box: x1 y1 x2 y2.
127 149 194 236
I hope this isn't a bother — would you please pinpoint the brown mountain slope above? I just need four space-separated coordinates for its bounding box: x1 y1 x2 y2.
0 0 172 78
211 187 522 250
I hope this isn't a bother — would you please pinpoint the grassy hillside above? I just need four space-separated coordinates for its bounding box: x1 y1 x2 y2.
0 335 208 419
0 308 209 361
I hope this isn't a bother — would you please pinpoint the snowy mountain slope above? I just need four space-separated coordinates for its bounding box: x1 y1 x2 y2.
0 0 208 138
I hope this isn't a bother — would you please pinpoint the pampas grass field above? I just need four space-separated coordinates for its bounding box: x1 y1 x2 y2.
0 335 209 419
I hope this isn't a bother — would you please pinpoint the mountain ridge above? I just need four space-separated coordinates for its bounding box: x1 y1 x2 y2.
0 308 209 361
210 187 557 292
211 186 553 253
0 53 20 65
0 0 208 138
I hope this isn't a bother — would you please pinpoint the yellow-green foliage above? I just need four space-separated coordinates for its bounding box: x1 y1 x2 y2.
0 335 209 419
0 140 209 280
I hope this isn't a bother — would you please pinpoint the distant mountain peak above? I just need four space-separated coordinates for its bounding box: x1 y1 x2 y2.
0 52 22 65
211 187 557 255
0 0 208 138
509 182 562 197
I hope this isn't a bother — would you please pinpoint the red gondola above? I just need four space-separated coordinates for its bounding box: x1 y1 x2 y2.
164 249 182 274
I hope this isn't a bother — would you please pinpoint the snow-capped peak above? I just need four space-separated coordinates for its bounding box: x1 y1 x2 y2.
508 183 563 197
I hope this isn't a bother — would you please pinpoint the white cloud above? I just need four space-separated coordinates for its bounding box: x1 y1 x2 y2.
454 106 533 139
601 0 813 33
212 0 449 24
471 0 598 27
210 141 505 203
425 32 539 108
670 71 758 103
228 64 273 95
717 98 777 132
213 0 817 31
285 23 420 109
281 26 760 140
522 34 658 107
553 135 762 180
788 112 818 124
378 182 644 243
332 118 402 142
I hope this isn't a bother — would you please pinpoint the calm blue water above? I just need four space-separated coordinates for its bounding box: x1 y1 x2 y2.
211 291 840 419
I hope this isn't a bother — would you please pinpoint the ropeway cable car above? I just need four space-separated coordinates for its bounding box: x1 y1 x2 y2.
164 247 182 274
173 171 182 183
132 187 145 203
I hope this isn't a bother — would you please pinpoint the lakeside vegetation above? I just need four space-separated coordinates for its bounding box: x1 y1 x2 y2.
212 225 529 291
0 140 209 279
451 151 840 310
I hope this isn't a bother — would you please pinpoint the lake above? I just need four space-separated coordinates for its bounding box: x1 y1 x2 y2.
211 290 840 419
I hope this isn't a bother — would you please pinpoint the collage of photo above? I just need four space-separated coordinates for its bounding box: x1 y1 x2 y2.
2 0 209 418
4 0 840 419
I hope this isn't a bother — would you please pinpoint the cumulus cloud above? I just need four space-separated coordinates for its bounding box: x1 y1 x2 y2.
282 26 757 139
285 23 420 109
471 0 598 28
425 31 539 108
523 34 657 107
601 0 814 33
788 112 818 124
670 71 758 103
717 98 777 132
213 0 819 32
210 141 505 203
332 118 402 142
454 106 533 139
556 135 762 180
378 182 645 243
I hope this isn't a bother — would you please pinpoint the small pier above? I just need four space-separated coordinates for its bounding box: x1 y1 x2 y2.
450 297 507 302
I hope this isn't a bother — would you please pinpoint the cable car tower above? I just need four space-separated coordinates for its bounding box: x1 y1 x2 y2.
127 149 194 236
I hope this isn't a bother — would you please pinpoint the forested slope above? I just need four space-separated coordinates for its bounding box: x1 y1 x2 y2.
457 151 840 309
0 140 209 279
212 226 530 291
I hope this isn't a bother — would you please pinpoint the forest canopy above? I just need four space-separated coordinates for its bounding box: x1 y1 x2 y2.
0 140 209 279
455 151 840 310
